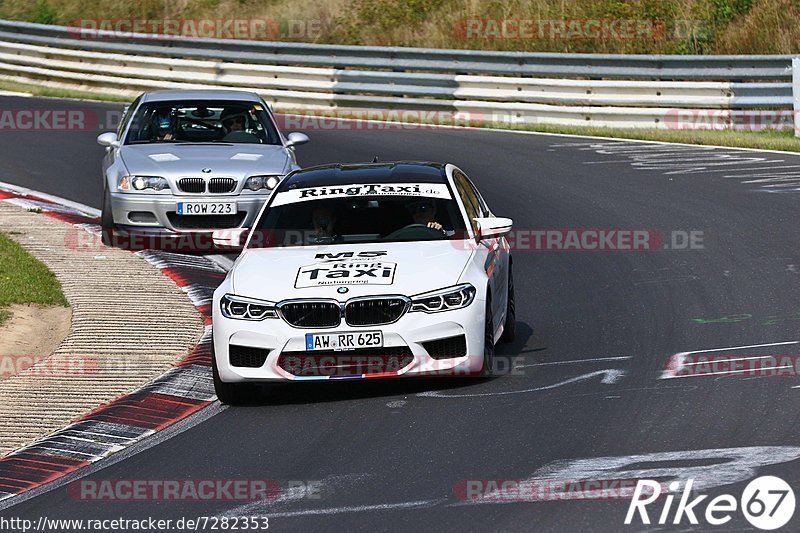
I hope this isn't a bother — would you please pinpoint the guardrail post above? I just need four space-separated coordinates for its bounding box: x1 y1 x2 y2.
794 58 800 137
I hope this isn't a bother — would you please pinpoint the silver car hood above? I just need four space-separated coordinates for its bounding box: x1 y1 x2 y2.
231 241 475 302
118 143 291 178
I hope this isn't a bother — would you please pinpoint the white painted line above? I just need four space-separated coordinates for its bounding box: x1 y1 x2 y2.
279 112 800 157
682 341 798 356
218 474 372 518
660 341 800 379
667 365 794 379
515 356 632 368
0 180 100 217
267 499 445 518
681 355 775 366
0 91 32 97
418 369 625 399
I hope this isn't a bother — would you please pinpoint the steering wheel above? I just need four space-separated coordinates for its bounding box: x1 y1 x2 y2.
384 223 445 240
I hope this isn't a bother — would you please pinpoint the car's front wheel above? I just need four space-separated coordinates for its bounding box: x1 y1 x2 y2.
499 261 516 343
212 349 258 405
480 296 495 377
100 185 116 247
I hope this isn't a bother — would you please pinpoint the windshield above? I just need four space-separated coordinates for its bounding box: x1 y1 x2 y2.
248 182 468 248
124 100 281 145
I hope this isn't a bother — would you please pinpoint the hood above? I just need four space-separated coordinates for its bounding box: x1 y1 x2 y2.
119 143 291 178
231 241 475 302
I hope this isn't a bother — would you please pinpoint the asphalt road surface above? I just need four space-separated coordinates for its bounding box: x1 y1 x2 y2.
2 96 800 531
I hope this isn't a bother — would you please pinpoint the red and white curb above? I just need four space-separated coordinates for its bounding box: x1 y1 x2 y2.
0 183 228 502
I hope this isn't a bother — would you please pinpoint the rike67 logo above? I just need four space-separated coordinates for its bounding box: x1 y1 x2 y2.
626 476 795 530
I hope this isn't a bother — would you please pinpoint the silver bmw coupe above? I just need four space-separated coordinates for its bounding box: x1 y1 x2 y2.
97 90 309 249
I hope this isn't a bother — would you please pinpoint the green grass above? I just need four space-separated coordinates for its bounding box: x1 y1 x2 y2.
0 79 132 103
488 123 800 153
0 233 69 326
0 0 797 54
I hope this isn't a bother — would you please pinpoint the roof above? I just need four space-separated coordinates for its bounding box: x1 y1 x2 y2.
278 162 447 191
141 90 262 103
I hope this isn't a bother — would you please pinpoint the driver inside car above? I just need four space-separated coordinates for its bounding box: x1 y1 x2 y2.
221 108 246 132
220 107 263 143
153 108 176 141
311 206 337 242
406 198 444 232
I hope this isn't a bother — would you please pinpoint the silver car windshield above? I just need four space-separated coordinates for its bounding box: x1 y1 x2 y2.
248 195 468 248
124 100 281 145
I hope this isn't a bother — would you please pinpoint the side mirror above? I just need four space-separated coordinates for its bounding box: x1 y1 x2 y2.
285 132 309 148
97 132 119 148
474 217 513 241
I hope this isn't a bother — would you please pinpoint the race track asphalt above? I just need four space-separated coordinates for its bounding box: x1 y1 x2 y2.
2 96 800 531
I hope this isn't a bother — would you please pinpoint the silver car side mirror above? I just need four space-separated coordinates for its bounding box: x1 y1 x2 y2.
285 132 309 148
97 132 119 148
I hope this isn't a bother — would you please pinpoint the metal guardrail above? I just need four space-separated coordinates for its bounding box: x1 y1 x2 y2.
0 19 795 130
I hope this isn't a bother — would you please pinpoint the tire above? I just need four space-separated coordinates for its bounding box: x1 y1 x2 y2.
499 261 516 344
480 296 495 377
100 186 116 247
212 347 258 405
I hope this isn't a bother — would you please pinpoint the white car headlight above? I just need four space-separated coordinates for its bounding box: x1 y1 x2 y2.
410 284 476 313
220 294 278 320
244 175 281 191
118 175 169 191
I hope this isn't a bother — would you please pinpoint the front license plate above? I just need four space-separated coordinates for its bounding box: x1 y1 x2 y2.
176 202 237 215
305 331 383 352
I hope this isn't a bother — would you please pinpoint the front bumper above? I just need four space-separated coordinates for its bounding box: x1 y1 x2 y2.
212 301 486 382
109 192 268 232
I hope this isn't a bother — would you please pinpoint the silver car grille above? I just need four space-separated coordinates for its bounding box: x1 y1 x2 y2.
209 177 236 193
178 178 205 193
177 177 237 194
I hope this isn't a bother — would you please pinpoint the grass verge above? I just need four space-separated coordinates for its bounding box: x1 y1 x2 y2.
0 233 69 326
0 79 132 102
487 123 800 153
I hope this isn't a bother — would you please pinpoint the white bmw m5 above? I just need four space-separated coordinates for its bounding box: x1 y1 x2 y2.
212 161 515 403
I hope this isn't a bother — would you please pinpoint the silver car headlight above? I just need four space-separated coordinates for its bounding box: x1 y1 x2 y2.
244 175 281 192
220 294 278 320
118 175 170 192
410 284 476 313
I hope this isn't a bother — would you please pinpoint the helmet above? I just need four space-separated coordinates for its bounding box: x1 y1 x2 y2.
220 107 247 129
